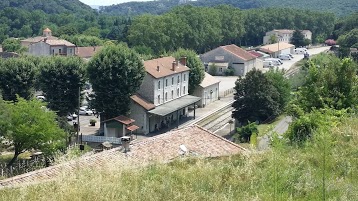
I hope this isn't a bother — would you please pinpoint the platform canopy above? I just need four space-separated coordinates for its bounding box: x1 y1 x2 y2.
148 95 201 116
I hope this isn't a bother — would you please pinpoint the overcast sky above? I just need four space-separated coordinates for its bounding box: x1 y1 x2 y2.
79 0 152 6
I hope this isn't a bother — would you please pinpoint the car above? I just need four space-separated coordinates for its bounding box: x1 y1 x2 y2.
265 58 282 66
67 113 78 121
278 54 292 60
263 60 275 68
287 53 294 59
36 95 46 101
79 109 93 115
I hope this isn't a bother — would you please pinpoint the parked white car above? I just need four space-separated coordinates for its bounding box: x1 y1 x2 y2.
278 54 292 60
294 48 308 54
79 109 93 116
265 58 283 66
263 60 274 68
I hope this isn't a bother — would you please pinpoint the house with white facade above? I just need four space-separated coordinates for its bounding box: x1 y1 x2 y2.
263 29 312 45
200 44 262 76
129 56 201 134
192 72 220 108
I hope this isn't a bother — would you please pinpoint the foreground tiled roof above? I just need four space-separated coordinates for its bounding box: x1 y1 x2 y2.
221 44 257 61
131 94 155 110
0 125 245 188
200 72 220 88
260 42 294 53
144 56 189 78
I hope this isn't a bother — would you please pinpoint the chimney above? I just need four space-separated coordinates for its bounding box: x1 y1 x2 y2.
44 37 47 43
157 65 160 71
172 61 176 71
121 136 131 153
179 57 187 66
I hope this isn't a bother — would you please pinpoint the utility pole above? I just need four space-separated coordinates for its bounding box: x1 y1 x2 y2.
77 87 80 143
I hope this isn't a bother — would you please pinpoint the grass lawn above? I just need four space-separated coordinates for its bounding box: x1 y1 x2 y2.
257 114 286 136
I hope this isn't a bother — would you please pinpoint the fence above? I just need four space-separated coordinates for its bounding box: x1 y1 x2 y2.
221 88 235 97
81 135 122 144
0 157 47 179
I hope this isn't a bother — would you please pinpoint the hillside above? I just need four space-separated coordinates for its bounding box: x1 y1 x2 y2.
99 0 357 16
0 0 94 15
1 116 358 200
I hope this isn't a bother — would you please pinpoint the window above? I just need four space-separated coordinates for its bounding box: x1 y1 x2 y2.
158 81 161 89
177 88 180 97
165 79 168 87
177 76 180 84
184 74 186 81
165 92 168 101
172 77 174 85
171 90 174 99
158 95 160 104
219 68 223 72
52 49 54 55
69 49 72 54
183 86 186 94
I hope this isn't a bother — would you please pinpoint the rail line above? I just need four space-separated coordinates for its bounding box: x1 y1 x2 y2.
195 102 234 132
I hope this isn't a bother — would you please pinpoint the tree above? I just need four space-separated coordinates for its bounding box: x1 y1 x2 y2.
265 69 291 111
269 35 278 44
1 97 66 167
39 56 86 117
290 30 306 47
232 69 280 123
234 121 258 143
87 44 145 120
1 38 27 53
0 58 36 101
172 48 205 94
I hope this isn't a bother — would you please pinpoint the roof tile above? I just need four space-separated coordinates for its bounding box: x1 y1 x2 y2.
221 44 256 61
144 56 189 78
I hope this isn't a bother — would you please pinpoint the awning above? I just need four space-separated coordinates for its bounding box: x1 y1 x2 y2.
126 125 139 132
148 95 201 116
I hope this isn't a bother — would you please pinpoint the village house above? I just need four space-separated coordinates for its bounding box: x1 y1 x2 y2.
20 28 59 47
130 56 201 134
192 72 220 108
28 38 76 56
200 44 262 76
263 29 312 45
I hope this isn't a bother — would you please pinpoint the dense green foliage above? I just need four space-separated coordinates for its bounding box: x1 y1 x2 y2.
39 57 86 117
265 69 291 111
290 30 309 47
234 122 258 143
232 69 280 123
1 38 27 53
100 0 357 17
0 58 36 101
1 97 66 167
0 0 94 15
172 48 205 94
332 12 358 40
87 44 145 119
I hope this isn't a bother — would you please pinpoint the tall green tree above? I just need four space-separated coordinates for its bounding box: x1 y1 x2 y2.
1 38 26 53
87 44 145 119
0 57 36 101
172 48 205 94
39 56 85 117
2 97 66 167
265 69 291 111
290 30 306 47
232 69 280 123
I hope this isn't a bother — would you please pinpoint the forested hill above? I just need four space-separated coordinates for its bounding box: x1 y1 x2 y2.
99 0 357 16
0 0 94 15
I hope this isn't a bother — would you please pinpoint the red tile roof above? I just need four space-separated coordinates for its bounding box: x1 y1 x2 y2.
221 44 257 61
248 50 263 58
102 115 135 125
130 94 155 110
144 56 189 79
0 125 246 188
126 125 139 131
75 46 103 58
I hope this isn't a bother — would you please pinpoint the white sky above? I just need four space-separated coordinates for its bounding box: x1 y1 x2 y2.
79 0 152 6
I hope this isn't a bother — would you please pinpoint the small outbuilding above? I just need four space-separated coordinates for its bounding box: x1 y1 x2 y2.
192 72 220 108
102 115 139 138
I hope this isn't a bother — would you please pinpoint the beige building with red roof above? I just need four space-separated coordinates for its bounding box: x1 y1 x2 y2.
28 38 76 56
200 44 263 76
130 56 201 134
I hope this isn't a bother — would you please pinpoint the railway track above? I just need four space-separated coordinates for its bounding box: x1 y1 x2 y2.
195 102 234 132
